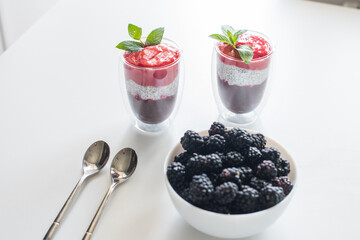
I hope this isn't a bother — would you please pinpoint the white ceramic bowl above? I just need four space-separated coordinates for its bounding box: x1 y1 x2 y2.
164 129 297 239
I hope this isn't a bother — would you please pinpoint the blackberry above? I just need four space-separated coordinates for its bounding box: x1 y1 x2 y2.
201 199 231 214
260 185 285 209
246 147 263 168
238 166 254 184
179 188 191 203
223 151 245 168
256 160 278 180
205 153 224 173
276 158 291 176
180 130 205 153
214 151 225 159
207 172 221 186
208 122 227 136
167 162 187 192
214 182 238 205
188 174 214 204
232 185 260 213
249 177 271 191
221 167 253 185
186 154 223 178
203 134 226 154
186 155 206 177
174 151 196 166
251 133 266 150
261 147 281 164
272 176 293 195
199 136 207 154
219 168 242 188
202 136 209 144
225 128 253 151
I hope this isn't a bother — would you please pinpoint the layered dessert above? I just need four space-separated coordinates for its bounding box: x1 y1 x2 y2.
216 33 272 113
123 43 180 124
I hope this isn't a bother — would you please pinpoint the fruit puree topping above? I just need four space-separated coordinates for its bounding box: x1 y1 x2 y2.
219 34 271 60
124 44 180 68
237 35 271 59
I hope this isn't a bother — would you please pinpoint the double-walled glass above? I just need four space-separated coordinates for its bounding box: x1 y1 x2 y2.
119 39 184 133
211 31 274 125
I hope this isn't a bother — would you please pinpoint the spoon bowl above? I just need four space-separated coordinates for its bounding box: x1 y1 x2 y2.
83 141 110 175
111 148 137 183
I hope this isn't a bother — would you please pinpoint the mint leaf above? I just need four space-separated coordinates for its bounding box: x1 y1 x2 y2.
209 34 231 44
234 29 247 41
128 24 142 41
221 25 234 36
237 44 253 64
145 27 164 46
116 40 144 52
227 30 236 46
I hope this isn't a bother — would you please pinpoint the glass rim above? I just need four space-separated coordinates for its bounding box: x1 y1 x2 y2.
120 37 182 70
214 30 275 63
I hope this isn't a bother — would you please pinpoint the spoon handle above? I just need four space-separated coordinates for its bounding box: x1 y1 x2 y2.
44 175 87 240
82 182 118 240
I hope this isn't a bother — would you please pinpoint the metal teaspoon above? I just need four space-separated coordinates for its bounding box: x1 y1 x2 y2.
44 140 110 240
82 148 138 240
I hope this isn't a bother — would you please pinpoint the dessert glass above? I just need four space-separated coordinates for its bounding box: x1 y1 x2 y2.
119 38 184 133
211 31 274 125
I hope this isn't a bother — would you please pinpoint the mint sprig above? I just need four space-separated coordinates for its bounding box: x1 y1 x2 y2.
116 41 144 52
209 34 230 44
209 25 253 64
146 27 164 46
116 24 164 52
128 24 142 40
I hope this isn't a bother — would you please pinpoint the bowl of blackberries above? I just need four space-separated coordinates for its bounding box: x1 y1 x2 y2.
164 122 297 239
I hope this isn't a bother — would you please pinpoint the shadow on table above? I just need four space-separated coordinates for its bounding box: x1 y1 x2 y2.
217 115 264 133
116 124 174 158
165 217 267 240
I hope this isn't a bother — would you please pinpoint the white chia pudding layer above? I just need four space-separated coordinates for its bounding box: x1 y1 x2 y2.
126 77 179 100
217 61 269 86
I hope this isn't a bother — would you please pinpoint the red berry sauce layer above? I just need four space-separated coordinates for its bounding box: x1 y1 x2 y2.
124 43 180 87
218 34 272 70
124 44 180 68
237 35 271 59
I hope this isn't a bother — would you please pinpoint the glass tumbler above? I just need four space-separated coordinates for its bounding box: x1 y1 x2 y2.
211 31 274 125
119 39 184 133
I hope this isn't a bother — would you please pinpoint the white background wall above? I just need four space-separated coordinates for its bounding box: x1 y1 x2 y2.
0 0 358 55
0 0 58 51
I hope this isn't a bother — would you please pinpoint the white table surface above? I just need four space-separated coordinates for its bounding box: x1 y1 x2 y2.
1 0 360 239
